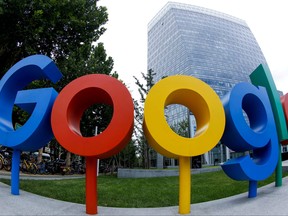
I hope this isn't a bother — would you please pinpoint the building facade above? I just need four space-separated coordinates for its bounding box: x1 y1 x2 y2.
147 2 269 166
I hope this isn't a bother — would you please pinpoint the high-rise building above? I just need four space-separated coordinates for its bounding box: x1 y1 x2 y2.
147 2 268 166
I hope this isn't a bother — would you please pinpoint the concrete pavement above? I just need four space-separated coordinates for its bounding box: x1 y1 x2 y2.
1 166 288 215
0 170 84 180
1 178 288 215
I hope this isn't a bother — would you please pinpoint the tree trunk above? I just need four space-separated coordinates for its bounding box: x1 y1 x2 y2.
37 148 43 163
66 152 71 167
111 159 115 175
144 144 150 169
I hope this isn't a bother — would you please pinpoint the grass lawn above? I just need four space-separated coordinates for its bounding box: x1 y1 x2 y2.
0 170 286 208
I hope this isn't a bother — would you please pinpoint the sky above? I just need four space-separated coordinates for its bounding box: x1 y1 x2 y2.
97 0 288 99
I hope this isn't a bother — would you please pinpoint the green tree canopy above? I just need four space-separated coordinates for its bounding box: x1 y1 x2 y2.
0 0 108 77
133 69 156 168
1 0 115 133
1 0 137 165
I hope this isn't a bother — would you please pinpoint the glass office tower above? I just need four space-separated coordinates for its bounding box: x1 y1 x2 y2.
148 2 268 166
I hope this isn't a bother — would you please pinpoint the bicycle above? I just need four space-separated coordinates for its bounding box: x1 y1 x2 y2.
0 155 4 170
3 158 11 171
60 165 74 175
72 160 85 174
0 151 12 171
20 158 38 174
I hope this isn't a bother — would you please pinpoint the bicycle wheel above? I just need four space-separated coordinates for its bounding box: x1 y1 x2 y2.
4 158 11 171
29 163 38 174
0 158 4 170
20 162 27 172
69 168 75 175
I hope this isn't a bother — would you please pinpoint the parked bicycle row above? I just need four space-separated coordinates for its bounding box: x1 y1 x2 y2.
0 147 12 172
0 147 85 175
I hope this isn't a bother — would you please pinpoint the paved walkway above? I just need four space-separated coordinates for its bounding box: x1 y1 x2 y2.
0 170 84 180
2 179 288 215
1 165 288 215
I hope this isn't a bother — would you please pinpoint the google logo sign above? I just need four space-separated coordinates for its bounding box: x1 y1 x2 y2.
1 55 288 215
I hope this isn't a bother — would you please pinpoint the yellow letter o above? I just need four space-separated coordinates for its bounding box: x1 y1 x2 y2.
143 75 225 158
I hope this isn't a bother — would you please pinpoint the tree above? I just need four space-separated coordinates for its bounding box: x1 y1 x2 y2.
171 119 189 138
1 0 122 164
51 42 117 165
0 0 108 77
118 140 138 168
55 42 117 91
1 0 137 170
133 69 156 168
